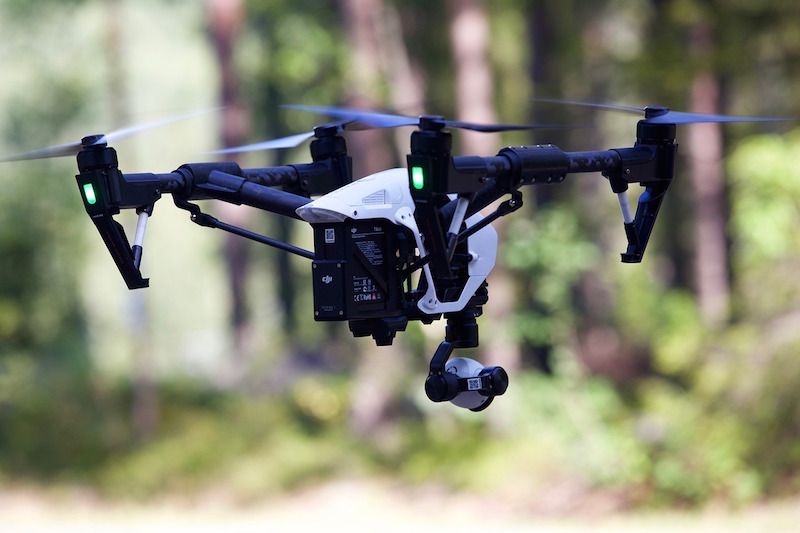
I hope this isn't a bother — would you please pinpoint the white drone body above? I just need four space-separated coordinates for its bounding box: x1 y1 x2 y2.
296 167 497 316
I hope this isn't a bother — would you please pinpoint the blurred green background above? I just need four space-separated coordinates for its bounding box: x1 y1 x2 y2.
2 0 800 518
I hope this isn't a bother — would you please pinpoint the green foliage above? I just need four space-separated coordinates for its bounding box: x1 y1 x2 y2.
495 123 800 506
0 0 97 359
0 4 95 487
729 131 800 292
97 376 358 500
242 0 348 142
0 359 130 480
504 204 601 348
0 162 87 355
613 266 704 376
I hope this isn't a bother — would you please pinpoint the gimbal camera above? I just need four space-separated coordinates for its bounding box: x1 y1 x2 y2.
3 103 786 411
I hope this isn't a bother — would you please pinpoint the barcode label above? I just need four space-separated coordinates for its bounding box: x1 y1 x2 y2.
467 378 482 391
325 228 336 243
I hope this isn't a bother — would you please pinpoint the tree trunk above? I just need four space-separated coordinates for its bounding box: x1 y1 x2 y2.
338 0 394 178
447 0 499 155
207 0 253 377
448 0 519 428
686 22 729 326
381 2 426 154
105 0 158 440
339 0 408 436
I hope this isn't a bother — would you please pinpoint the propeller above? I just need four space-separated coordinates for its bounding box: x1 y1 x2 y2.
211 104 576 156
210 120 353 156
534 97 793 125
282 104 573 132
0 107 221 162
210 131 316 155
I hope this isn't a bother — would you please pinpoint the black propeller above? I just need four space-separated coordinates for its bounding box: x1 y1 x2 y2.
534 98 793 125
0 108 220 162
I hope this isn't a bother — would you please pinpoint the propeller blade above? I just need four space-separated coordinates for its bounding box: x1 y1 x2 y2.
283 104 570 132
0 141 83 162
210 131 316 155
0 107 221 162
645 110 793 125
534 97 792 125
210 104 576 158
209 119 357 156
283 105 419 129
103 107 222 144
444 119 565 132
534 97 645 115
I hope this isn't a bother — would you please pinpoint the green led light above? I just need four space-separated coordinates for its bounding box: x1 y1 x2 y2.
82 183 97 205
411 166 425 190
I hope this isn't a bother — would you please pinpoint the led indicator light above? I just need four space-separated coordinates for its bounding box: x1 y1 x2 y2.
411 166 425 190
83 183 97 205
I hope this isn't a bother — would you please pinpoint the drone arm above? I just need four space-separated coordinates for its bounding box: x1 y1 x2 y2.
241 165 299 188
83 160 314 290
447 141 674 263
166 162 311 218
448 147 620 219
190 169 310 220
162 167 315 259
239 160 350 198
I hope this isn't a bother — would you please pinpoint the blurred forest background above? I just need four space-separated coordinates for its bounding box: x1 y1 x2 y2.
2 0 800 516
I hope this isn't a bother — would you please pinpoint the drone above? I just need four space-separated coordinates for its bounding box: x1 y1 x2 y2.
1 101 788 411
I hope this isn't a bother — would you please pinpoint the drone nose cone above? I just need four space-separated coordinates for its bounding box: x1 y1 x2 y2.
644 106 670 119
